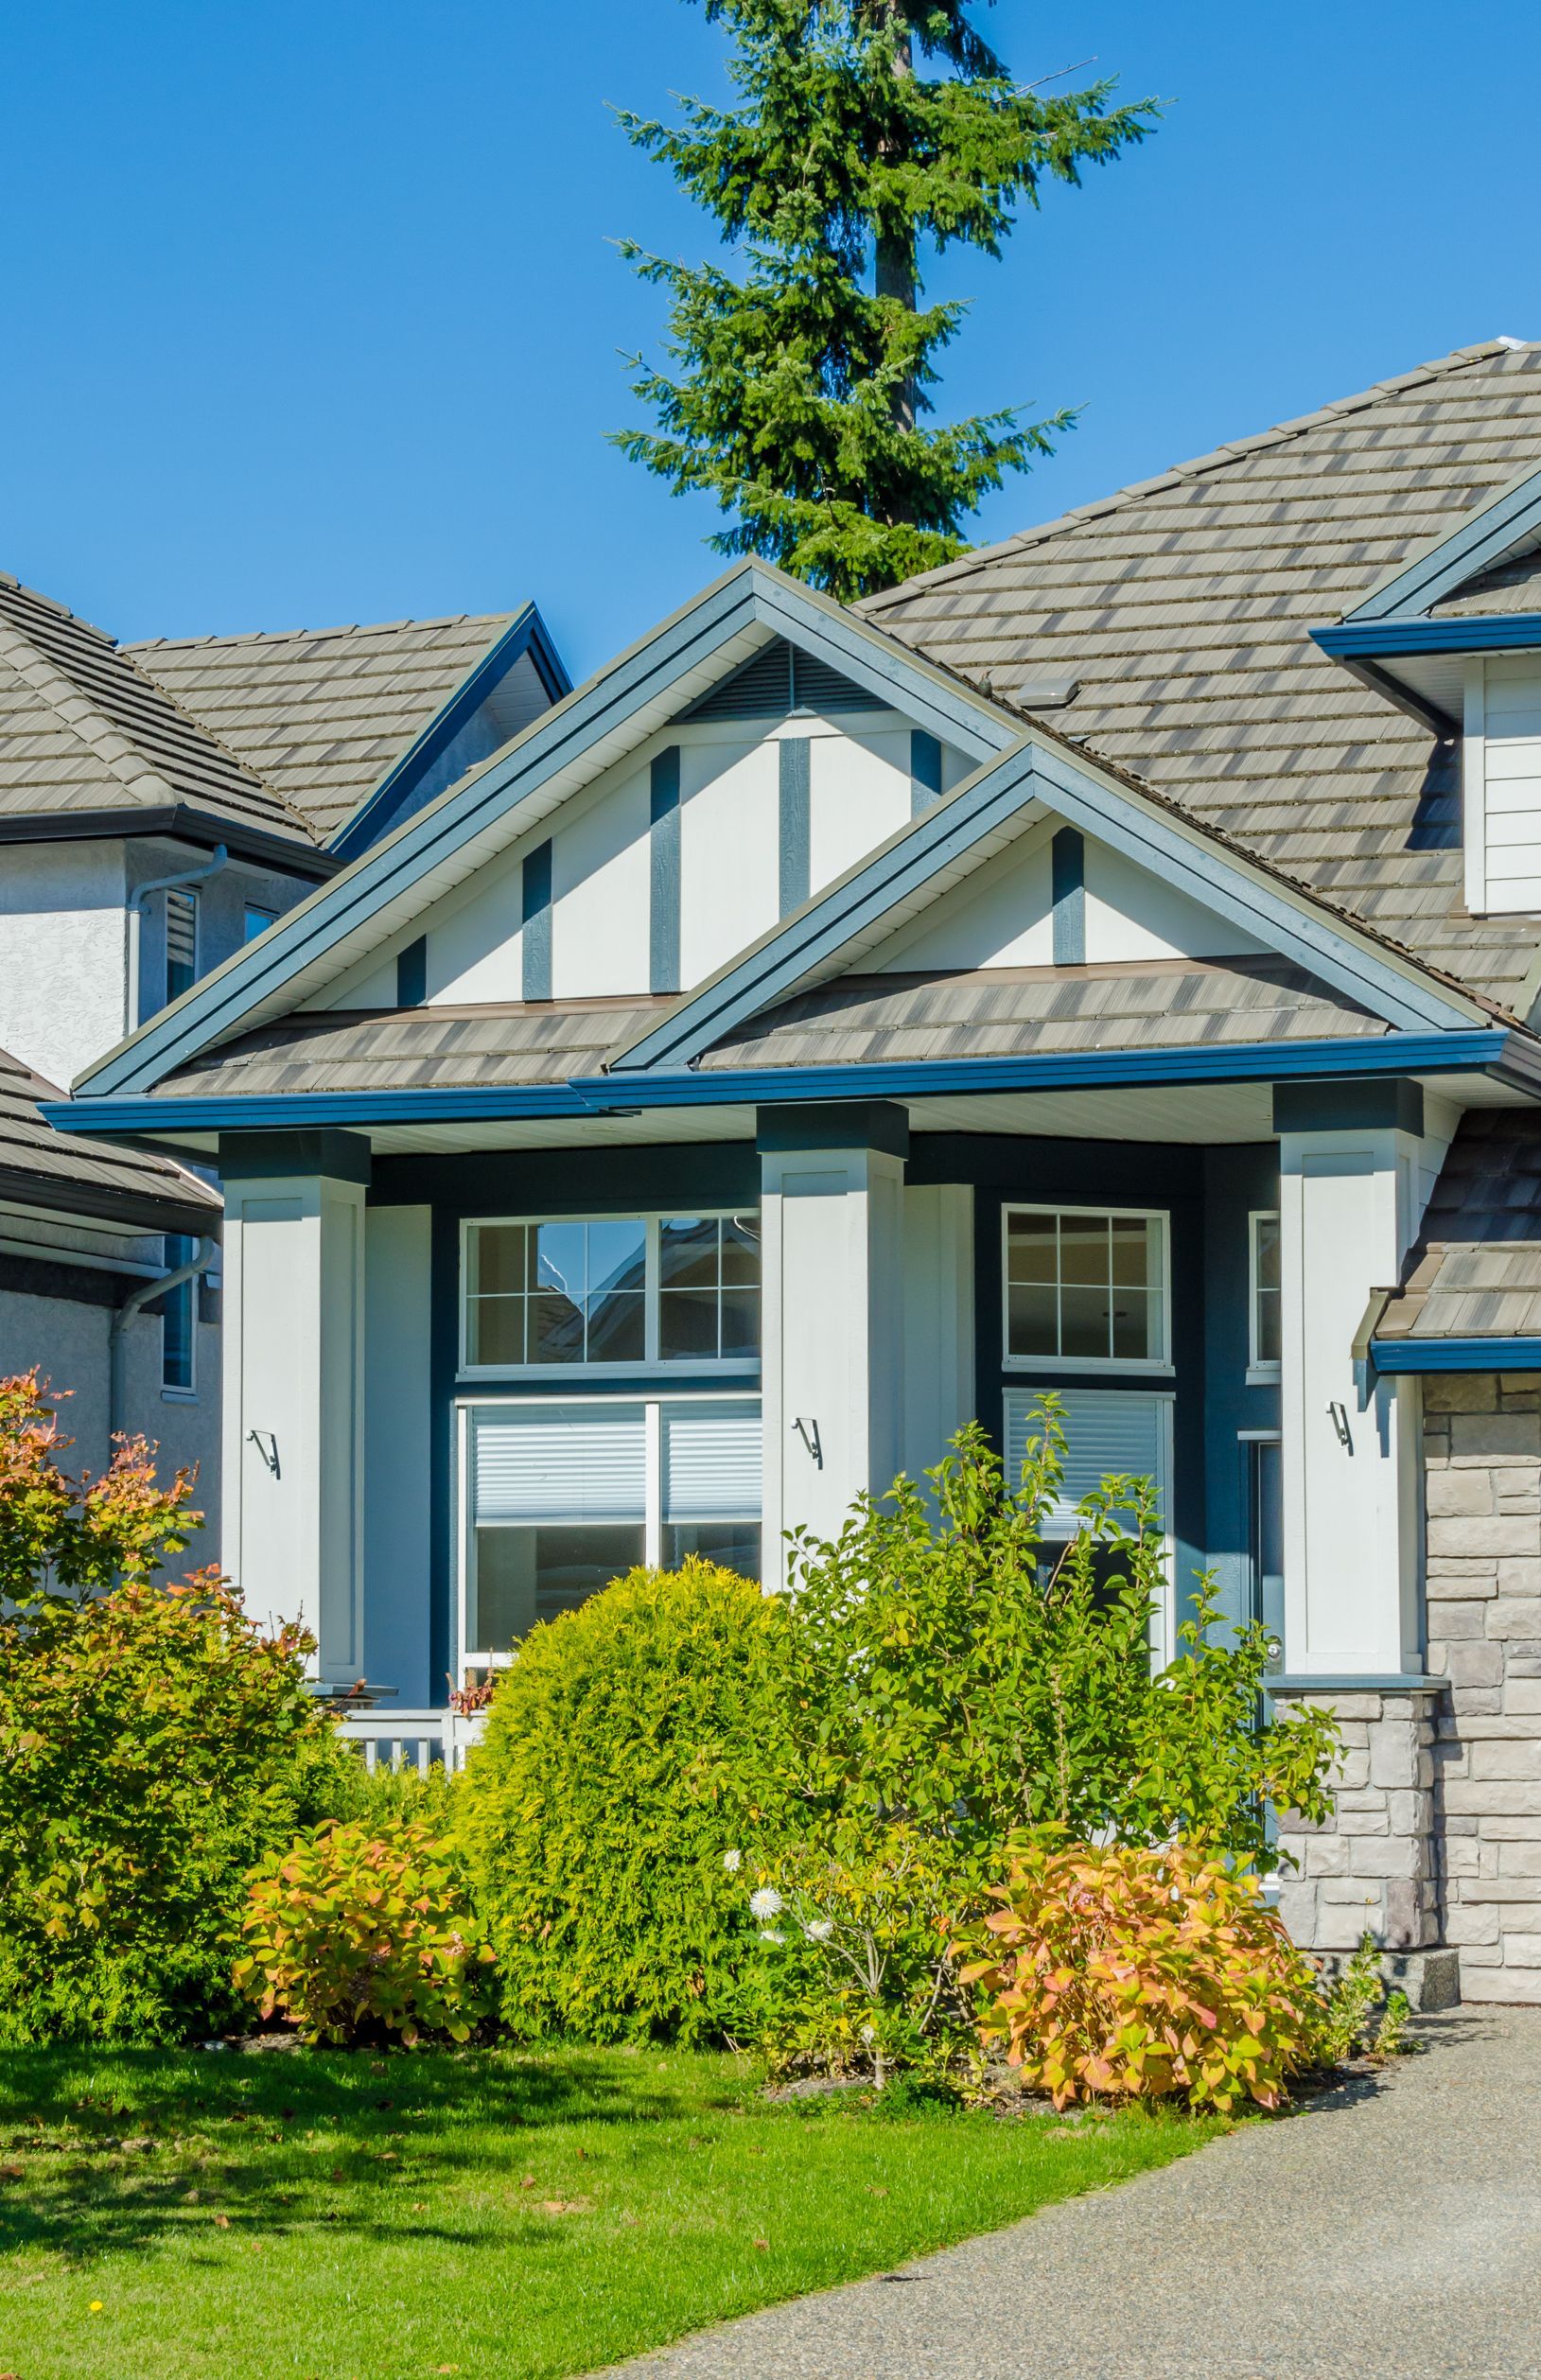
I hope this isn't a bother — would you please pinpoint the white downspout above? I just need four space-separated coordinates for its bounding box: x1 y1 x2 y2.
125 846 229 1034
109 1234 219 1443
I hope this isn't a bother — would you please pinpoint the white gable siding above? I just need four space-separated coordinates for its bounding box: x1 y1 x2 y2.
866 823 1264 974
319 709 937 1011
1464 653 1541 915
678 735 781 986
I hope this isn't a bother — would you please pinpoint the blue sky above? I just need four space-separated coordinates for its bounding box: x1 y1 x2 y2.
4 2 1539 680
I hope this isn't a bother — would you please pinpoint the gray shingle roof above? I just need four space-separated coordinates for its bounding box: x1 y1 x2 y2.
127 613 520 844
1429 547 1541 617
0 575 320 848
148 999 674 1099
1375 1111 1541 1341
701 956 1389 1071
0 1046 219 1232
144 958 1383 1099
864 339 1541 1012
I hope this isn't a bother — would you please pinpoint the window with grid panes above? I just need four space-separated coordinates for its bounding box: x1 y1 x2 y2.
1003 1206 1168 1368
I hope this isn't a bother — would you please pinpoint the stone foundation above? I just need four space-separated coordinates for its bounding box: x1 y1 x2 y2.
1275 1687 1442 1954
1425 1374 1541 2004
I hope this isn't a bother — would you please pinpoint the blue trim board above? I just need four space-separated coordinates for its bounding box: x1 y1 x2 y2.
1315 617 1541 661
1051 827 1085 967
779 739 811 915
331 604 574 863
43 1027 1515 1143
1344 464 1541 626
1371 1335 1541 1374
649 747 681 995
520 840 552 1002
910 729 942 816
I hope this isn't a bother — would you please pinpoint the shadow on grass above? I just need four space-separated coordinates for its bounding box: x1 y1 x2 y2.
0 2041 760 2268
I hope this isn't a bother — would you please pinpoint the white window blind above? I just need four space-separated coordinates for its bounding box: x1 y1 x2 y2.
1004 1389 1169 1535
472 1405 646 1524
662 1404 762 1519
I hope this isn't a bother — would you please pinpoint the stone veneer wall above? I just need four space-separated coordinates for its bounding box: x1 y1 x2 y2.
1422 1373 1541 2004
1274 1688 1441 1959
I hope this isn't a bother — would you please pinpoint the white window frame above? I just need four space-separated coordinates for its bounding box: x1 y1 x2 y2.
455 1390 762 1671
459 1210 761 1381
1247 1210 1282 1386
1001 1202 1172 1376
1004 1384 1176 1666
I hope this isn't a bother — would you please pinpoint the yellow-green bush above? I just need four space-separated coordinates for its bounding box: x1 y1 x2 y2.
235 1816 495 2046
954 1837 1320 2112
460 1561 790 2043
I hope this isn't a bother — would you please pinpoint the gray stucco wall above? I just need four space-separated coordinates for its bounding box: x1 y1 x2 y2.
0 1284 221 1554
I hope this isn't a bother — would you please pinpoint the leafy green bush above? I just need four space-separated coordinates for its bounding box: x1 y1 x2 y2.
460 1560 790 2044
235 1817 495 2046
0 1372 344 2043
0 1571 338 2043
954 1836 1321 2112
784 1414 1338 1872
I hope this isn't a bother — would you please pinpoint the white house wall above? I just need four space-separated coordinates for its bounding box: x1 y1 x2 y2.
0 841 128 1087
867 823 1267 975
315 710 943 1011
1463 653 1541 914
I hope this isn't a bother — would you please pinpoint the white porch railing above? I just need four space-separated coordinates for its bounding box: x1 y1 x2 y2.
334 1707 488 1774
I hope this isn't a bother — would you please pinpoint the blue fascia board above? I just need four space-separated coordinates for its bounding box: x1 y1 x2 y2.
330 604 574 864
1370 1333 1541 1374
1314 617 1541 662
1346 465 1541 625
41 1027 1514 1143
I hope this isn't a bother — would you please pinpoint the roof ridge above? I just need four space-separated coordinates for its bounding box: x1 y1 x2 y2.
125 609 521 655
863 339 1533 610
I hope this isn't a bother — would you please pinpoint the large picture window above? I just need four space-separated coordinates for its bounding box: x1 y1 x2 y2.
1003 1205 1169 1371
461 1396 762 1660
462 1212 760 1374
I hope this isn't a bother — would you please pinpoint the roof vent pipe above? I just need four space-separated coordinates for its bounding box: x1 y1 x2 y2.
109 1234 219 1443
126 847 228 1034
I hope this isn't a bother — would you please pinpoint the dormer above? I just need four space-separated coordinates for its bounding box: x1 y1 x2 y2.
1312 459 1541 919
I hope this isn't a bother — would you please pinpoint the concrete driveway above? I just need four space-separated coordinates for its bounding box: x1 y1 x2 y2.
599 2009 1541 2380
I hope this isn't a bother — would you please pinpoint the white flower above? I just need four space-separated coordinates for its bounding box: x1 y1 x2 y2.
748 1887 783 1919
804 1918 833 1943
758 1929 786 1946
860 2023 877 2045
722 1849 742 1874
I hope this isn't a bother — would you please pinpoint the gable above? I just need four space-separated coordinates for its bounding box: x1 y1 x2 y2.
861 816 1266 976
317 684 967 1010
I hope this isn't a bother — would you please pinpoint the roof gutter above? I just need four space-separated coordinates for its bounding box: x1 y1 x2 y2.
39 1025 1520 1143
0 807 340 879
1370 1334 1541 1374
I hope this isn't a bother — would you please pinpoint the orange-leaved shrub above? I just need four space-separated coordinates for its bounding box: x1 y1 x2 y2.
954 1837 1320 2113
235 1817 496 2047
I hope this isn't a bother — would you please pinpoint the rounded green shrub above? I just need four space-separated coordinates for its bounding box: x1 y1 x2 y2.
460 1561 790 2044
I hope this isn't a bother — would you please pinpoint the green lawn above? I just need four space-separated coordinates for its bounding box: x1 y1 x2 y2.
0 2044 1224 2379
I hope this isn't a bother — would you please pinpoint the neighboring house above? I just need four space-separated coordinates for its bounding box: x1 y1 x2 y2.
0 575 567 1522
53 336 1541 2004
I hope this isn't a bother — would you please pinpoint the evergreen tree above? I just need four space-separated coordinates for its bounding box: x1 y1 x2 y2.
614 2 1157 600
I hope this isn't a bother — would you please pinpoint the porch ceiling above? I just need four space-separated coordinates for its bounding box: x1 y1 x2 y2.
122 1070 1518 1164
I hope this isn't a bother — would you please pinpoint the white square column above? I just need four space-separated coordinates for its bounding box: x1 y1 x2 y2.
1276 1080 1452 1678
759 1104 910 1585
219 1130 369 1683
